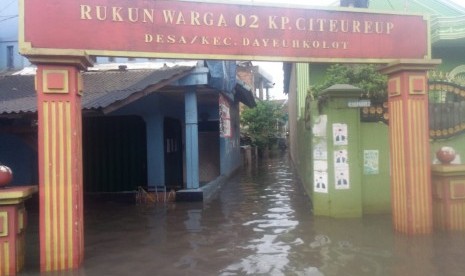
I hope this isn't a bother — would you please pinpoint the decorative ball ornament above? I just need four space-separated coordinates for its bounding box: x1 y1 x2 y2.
0 165 13 188
436 147 456 165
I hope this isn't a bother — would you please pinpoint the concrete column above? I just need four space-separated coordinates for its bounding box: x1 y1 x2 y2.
185 88 199 189
258 78 264 100
0 187 37 276
145 113 164 191
36 64 85 271
380 60 440 234
313 84 364 218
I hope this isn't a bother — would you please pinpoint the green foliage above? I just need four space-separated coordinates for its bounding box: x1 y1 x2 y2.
241 101 286 149
312 64 388 102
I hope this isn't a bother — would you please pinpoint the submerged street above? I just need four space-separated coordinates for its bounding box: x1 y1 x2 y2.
22 153 465 276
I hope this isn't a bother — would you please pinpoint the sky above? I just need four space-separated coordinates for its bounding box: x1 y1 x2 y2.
249 0 336 100
248 0 336 99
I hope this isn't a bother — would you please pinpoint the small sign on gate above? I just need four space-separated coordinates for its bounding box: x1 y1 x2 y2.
347 100 371 108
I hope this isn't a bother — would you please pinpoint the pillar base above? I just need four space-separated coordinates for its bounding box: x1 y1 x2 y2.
0 186 38 276
432 164 465 231
176 189 204 202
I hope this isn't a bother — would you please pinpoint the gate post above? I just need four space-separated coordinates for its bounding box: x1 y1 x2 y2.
32 57 91 271
380 60 440 235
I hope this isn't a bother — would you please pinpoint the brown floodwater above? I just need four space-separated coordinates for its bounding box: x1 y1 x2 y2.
21 152 465 275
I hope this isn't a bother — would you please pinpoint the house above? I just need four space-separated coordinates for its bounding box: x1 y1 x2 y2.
237 61 275 100
1 1 264 272
1 0 258 200
0 61 256 201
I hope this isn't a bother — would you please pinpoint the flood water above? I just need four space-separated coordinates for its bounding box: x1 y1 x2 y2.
22 153 465 275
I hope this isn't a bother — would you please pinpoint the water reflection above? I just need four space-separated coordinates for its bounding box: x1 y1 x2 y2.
184 209 203 232
220 158 314 275
22 153 465 276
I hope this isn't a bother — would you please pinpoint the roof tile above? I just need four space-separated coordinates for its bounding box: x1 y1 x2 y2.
0 66 194 114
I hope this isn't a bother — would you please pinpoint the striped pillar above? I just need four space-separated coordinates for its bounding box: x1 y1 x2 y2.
0 186 36 276
381 60 440 235
0 205 23 276
36 65 84 271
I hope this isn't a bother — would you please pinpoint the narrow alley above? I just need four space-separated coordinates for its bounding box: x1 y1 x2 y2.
22 153 465 276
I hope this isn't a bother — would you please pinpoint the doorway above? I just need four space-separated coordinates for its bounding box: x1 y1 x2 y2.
164 117 184 190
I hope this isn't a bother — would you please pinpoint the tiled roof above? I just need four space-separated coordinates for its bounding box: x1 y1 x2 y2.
0 75 36 114
0 66 194 115
82 66 194 110
235 78 256 108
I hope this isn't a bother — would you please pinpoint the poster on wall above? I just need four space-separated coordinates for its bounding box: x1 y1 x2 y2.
313 115 327 137
313 132 329 194
221 119 232 138
313 141 328 160
314 170 328 193
334 149 348 167
364 150 379 175
333 123 348 145
335 168 350 189
314 160 328 171
219 94 231 138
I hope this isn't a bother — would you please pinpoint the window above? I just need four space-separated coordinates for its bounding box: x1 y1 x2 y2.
7 45 14 69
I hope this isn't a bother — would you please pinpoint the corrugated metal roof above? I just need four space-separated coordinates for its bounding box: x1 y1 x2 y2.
0 66 195 115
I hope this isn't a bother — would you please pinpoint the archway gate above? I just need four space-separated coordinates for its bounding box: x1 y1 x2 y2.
19 0 439 271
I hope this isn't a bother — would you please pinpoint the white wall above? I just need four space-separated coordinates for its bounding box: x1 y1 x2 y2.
0 0 30 70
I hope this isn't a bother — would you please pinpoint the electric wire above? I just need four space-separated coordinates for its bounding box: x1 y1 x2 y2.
0 0 15 14
386 0 395 10
0 15 17 23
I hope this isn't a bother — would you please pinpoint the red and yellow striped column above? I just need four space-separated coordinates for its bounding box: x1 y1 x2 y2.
381 60 440 235
0 186 37 276
0 205 22 276
36 64 85 271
